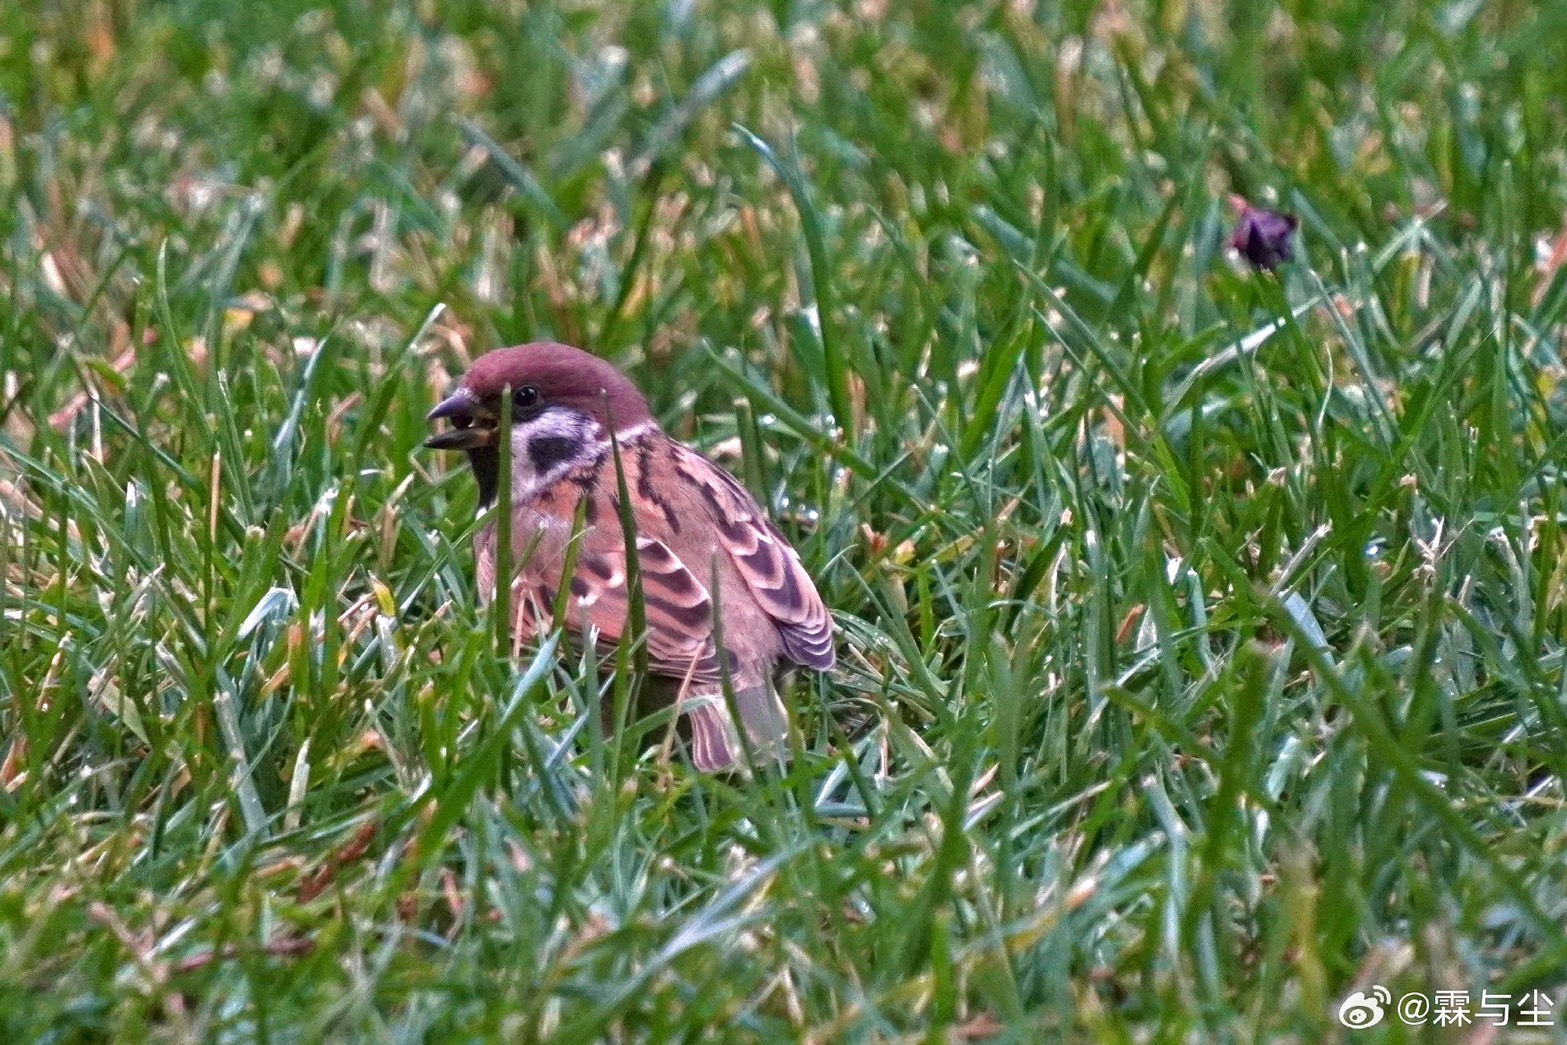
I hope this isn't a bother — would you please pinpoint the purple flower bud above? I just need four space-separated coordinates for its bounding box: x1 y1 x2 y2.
1230 202 1300 271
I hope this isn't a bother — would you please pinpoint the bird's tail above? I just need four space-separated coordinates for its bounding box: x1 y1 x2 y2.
682 684 789 772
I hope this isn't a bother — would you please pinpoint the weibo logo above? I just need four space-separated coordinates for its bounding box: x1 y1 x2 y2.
1337 986 1391 1028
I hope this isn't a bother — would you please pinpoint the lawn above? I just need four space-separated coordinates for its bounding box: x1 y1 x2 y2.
4 0 1567 1039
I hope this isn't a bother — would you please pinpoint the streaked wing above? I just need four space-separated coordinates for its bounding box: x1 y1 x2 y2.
672 445 835 671
489 524 724 685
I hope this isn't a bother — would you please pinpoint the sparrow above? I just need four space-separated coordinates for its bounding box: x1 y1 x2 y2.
423 342 835 771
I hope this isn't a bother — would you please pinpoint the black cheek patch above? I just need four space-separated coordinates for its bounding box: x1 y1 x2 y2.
528 434 585 475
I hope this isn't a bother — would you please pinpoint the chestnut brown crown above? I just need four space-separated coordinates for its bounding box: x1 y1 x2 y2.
427 342 654 438
424 343 657 506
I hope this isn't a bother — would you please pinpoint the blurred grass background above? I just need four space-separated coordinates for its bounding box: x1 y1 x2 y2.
4 0 1567 1039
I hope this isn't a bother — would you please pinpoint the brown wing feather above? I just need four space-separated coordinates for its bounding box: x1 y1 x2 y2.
478 438 831 685
565 535 725 684
672 446 836 671
475 480 725 684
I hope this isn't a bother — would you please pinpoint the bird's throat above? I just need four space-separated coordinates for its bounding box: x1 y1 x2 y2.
468 445 500 507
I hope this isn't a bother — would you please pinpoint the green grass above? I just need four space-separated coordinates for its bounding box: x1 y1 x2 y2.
4 0 1567 1039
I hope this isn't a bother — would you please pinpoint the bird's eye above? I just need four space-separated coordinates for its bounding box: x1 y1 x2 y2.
513 385 543 414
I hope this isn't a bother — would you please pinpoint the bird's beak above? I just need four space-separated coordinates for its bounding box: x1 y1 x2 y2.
423 390 495 451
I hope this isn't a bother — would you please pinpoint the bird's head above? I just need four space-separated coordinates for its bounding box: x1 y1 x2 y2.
424 342 655 506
